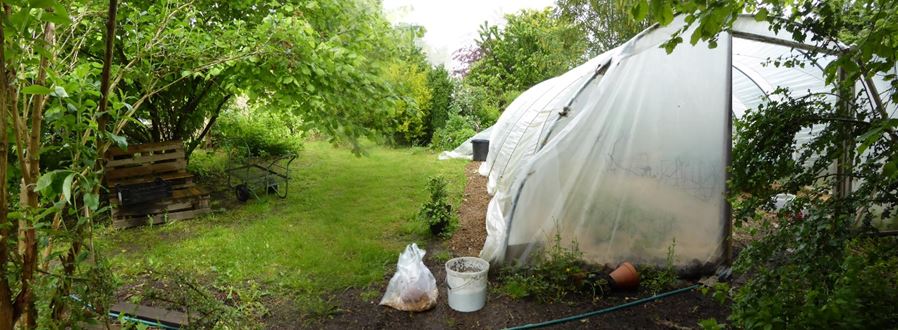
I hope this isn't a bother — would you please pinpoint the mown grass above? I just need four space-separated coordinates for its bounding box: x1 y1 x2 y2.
99 140 466 314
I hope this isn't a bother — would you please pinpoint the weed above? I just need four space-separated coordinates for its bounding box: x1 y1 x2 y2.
296 295 342 320
359 288 380 303
497 232 608 303
698 318 726 330
432 250 453 264
641 239 678 295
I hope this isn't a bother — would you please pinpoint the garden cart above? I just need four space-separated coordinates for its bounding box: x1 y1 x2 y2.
226 152 297 202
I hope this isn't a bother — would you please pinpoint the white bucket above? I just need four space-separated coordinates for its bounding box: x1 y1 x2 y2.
445 257 490 312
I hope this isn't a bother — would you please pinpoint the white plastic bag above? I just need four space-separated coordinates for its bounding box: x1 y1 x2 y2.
379 243 438 311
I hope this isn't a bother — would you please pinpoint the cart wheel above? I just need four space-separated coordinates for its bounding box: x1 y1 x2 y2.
235 184 251 202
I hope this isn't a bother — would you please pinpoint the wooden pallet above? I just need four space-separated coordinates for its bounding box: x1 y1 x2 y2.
106 141 210 228
109 301 194 328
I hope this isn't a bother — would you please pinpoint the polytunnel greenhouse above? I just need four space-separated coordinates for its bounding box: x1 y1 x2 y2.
443 15 897 272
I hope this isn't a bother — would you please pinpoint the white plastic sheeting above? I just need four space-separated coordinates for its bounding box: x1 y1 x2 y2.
478 50 620 195
438 126 494 160
479 16 880 270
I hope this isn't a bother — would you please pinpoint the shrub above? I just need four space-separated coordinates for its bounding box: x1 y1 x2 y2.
430 114 477 151
448 84 497 127
383 62 432 146
215 110 302 159
187 149 229 181
417 176 456 238
731 234 898 329
425 66 455 139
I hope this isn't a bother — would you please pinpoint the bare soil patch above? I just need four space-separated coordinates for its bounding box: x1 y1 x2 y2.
448 161 490 257
295 243 729 329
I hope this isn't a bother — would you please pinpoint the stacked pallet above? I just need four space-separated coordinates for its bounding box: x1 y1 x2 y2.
106 141 210 228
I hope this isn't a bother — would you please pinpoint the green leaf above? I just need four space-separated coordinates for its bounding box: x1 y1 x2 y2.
22 85 52 95
28 0 55 9
659 2 674 25
9 8 31 27
62 173 74 203
631 0 649 21
690 27 704 45
43 10 71 25
885 160 898 179
50 86 68 98
755 8 769 22
83 192 99 211
35 171 59 192
106 132 128 148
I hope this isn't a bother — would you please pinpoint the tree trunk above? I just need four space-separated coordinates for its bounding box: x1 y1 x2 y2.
0 10 16 330
16 20 56 329
186 94 231 158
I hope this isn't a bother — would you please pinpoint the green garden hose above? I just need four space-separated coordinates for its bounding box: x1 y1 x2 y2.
505 284 701 330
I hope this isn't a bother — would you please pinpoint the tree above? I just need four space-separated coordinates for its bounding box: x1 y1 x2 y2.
555 0 651 55
638 0 898 327
424 65 454 140
0 0 127 327
465 8 588 112
0 0 435 327
80 0 409 156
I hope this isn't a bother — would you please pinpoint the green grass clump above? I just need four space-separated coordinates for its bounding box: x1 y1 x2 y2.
101 140 466 318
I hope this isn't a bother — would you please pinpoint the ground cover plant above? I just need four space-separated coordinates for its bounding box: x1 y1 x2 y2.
101 140 466 325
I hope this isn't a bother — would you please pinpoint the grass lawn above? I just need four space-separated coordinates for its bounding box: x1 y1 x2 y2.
99 140 467 317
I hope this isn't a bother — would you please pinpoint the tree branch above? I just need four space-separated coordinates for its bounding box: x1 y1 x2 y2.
187 94 231 157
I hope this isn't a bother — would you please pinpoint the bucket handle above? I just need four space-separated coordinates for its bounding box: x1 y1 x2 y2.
447 273 486 290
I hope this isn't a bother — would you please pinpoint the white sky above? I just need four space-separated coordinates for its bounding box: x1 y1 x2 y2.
382 0 556 66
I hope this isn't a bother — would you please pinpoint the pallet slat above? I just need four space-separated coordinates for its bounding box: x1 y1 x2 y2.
107 141 184 157
105 160 186 181
107 171 193 186
112 201 196 217
106 150 185 167
109 186 205 205
112 208 211 228
109 302 192 328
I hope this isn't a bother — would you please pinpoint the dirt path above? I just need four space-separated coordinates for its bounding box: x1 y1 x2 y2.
448 161 490 257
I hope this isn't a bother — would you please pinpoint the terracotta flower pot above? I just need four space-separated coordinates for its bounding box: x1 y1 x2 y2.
609 262 639 290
